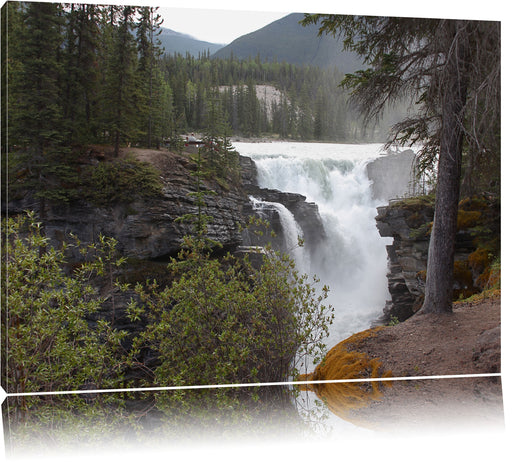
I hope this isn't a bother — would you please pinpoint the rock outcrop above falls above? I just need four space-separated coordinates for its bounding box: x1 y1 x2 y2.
6 148 327 361
375 195 500 322
7 149 325 263
366 149 420 202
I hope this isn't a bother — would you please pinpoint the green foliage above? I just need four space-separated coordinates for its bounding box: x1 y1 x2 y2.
409 222 432 240
174 147 219 249
8 2 65 151
387 315 400 326
3 394 135 453
1 212 127 398
2 213 334 440
167 133 185 153
8 151 163 206
200 98 242 187
389 193 436 209
80 156 163 206
128 240 333 391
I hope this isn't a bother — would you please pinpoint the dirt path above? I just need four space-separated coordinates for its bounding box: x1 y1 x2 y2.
351 296 500 378
310 296 504 432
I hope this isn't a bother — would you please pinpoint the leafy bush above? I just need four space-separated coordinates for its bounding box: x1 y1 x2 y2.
1 212 127 399
128 236 333 390
3 210 334 422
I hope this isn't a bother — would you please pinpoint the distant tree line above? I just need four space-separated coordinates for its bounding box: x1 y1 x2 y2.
161 52 403 141
5 1 404 160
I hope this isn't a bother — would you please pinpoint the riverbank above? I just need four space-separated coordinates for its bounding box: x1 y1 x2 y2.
350 294 500 377
304 294 503 431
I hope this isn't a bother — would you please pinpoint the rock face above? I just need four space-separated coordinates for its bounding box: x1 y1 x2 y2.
375 199 434 321
366 149 420 202
375 195 500 322
7 150 324 263
7 152 246 259
5 150 327 377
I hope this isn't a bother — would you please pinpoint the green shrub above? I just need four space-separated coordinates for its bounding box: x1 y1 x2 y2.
1 212 127 398
81 156 162 206
128 236 334 391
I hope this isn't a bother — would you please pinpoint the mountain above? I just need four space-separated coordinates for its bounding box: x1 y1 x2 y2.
157 27 224 56
212 13 363 72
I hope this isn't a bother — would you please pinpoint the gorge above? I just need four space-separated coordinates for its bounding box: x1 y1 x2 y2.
6 143 423 342
7 141 498 355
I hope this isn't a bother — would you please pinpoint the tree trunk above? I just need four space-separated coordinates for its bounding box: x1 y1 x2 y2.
420 21 470 314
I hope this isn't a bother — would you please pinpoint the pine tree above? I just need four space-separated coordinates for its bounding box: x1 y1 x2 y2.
136 6 163 148
7 2 79 204
9 2 64 155
61 3 101 144
102 5 139 156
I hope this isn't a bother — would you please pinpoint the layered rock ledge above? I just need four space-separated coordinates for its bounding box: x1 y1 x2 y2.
375 195 500 322
6 148 325 263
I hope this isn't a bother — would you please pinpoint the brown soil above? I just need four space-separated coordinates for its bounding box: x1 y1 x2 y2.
120 146 189 168
349 295 501 378
310 295 504 431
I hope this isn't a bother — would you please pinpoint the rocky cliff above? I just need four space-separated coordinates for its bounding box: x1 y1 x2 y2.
7 148 324 263
7 151 245 259
375 195 500 322
375 197 434 321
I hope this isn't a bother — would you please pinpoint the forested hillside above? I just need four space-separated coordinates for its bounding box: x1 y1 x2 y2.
161 53 404 141
5 2 404 156
212 13 362 72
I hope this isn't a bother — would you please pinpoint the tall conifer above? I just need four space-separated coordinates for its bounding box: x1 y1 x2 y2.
102 5 138 156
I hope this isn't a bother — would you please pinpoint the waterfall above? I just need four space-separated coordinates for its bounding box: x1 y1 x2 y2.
236 142 398 347
249 196 310 274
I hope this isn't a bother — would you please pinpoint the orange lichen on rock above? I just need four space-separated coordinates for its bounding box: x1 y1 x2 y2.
336 326 387 350
457 209 482 230
453 260 478 299
468 248 492 274
298 326 393 423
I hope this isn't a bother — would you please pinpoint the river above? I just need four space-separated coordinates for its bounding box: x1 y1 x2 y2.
234 141 395 347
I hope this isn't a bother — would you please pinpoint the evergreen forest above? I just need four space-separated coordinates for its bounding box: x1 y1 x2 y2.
3 1 400 165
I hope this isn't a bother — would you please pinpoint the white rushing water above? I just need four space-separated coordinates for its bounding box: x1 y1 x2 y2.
249 196 310 272
234 141 394 348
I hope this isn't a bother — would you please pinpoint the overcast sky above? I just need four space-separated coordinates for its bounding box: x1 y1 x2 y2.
158 8 288 44
153 0 504 44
